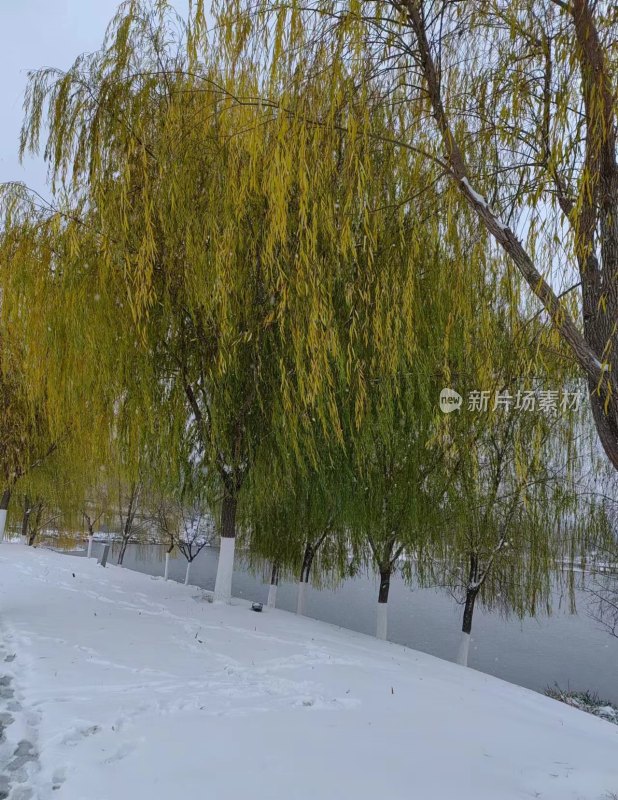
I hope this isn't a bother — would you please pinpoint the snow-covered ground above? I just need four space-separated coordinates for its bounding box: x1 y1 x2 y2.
0 544 617 800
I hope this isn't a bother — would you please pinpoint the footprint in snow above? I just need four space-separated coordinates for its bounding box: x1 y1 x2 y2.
102 742 136 765
0 676 14 702
10 786 34 800
61 724 101 747
0 712 14 744
0 649 42 798
52 767 66 791
6 739 38 773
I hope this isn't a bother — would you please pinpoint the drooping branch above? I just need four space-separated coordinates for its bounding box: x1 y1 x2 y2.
397 3 609 382
394 0 618 469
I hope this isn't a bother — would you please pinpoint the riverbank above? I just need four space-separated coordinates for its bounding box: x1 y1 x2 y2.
1 543 617 799
107 540 618 704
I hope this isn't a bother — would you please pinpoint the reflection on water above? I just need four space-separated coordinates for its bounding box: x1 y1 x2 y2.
85 540 618 703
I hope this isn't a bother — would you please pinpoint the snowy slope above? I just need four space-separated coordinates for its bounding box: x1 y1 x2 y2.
0 544 616 800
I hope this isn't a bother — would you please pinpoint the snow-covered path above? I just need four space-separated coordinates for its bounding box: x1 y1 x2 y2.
0 544 617 800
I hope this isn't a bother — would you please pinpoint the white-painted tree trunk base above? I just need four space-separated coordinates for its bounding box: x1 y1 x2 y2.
267 583 277 608
376 601 388 640
456 632 471 667
184 561 192 586
214 536 235 602
87 536 94 558
164 552 170 581
0 509 7 542
296 580 307 615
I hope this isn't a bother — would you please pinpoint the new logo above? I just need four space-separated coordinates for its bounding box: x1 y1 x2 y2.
439 388 462 413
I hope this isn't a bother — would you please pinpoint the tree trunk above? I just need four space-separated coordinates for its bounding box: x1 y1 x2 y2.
0 489 11 542
117 480 140 566
117 536 129 565
184 560 192 586
27 501 43 547
164 551 170 581
376 567 391 640
85 517 95 557
83 512 95 550
300 542 316 582
267 563 279 608
296 542 317 616
456 588 478 667
296 579 307 616
214 493 237 602
21 496 31 542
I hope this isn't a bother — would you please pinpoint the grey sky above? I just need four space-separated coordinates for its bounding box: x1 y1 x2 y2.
0 0 122 195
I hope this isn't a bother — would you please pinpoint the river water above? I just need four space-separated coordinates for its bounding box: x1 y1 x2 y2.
92 541 618 703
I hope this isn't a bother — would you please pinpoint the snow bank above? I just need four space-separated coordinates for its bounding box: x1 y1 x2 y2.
0 544 617 800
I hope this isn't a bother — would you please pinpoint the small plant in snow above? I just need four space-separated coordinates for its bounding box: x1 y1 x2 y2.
545 685 618 726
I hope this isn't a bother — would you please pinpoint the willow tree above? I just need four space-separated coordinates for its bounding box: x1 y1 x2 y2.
0 334 32 539
0 182 145 549
0 327 60 541
440 401 587 668
343 300 451 641
198 0 618 475
9 433 92 547
8 0 465 602
8 8 287 600
243 416 353 615
83 479 116 557
425 265 593 667
339 200 472 639
345 385 448 640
